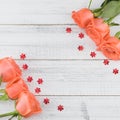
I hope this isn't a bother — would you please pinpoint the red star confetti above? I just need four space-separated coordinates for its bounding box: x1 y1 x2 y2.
43 98 50 104
58 105 64 111
20 53 26 60
35 87 41 94
37 78 43 84
27 76 33 82
22 64 28 70
103 59 109 65
66 27 72 33
78 45 84 51
90 52 96 58
78 32 84 39
113 68 119 74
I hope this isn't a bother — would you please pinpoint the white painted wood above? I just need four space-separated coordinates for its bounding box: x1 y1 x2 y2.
0 0 119 119
0 25 107 59
0 0 105 24
0 60 117 95
0 96 120 120
0 25 119 60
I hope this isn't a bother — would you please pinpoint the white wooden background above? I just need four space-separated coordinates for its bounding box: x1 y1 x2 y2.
0 0 120 120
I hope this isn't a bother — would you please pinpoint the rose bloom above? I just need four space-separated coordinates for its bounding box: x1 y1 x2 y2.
72 8 94 28
98 36 120 60
85 18 110 46
0 57 21 82
6 77 28 99
16 91 42 117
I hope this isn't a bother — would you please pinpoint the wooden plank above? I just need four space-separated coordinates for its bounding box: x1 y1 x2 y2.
0 0 104 24
0 25 113 60
0 60 119 95
0 25 119 60
0 96 120 120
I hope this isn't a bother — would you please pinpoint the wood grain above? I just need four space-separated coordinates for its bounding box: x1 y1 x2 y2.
0 60 117 95
0 96 120 120
0 25 119 60
0 25 107 60
0 0 120 119
0 0 104 24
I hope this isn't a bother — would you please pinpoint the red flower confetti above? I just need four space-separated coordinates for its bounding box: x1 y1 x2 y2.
22 64 28 70
58 105 64 111
103 59 109 65
78 45 84 51
27 76 33 82
113 68 119 74
66 27 72 33
43 98 50 104
37 78 43 84
35 87 41 94
78 32 84 39
20 53 26 60
90 52 96 58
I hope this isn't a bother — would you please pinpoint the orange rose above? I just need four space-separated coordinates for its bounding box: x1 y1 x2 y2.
72 8 94 28
16 91 42 117
6 77 28 99
0 57 21 82
98 37 120 60
85 18 110 46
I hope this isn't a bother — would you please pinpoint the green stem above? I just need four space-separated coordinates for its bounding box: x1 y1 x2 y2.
18 115 22 120
0 110 18 118
92 0 110 17
0 89 5 93
8 115 17 120
107 17 114 24
14 100 17 108
88 0 92 8
104 15 117 25
92 7 103 18
93 10 103 17
0 77 2 86
108 22 120 27
92 7 102 13
101 0 108 8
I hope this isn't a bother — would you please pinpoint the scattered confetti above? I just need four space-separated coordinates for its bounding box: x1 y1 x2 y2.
90 52 96 58
37 78 43 84
58 105 64 111
27 76 33 82
78 32 84 39
103 59 109 65
43 98 50 104
22 64 28 70
66 27 72 33
35 87 41 94
78 45 84 51
113 68 119 74
20 53 26 60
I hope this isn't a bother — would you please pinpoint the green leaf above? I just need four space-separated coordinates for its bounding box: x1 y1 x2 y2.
101 1 120 18
109 22 120 26
0 94 9 101
115 31 120 39
101 0 120 7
